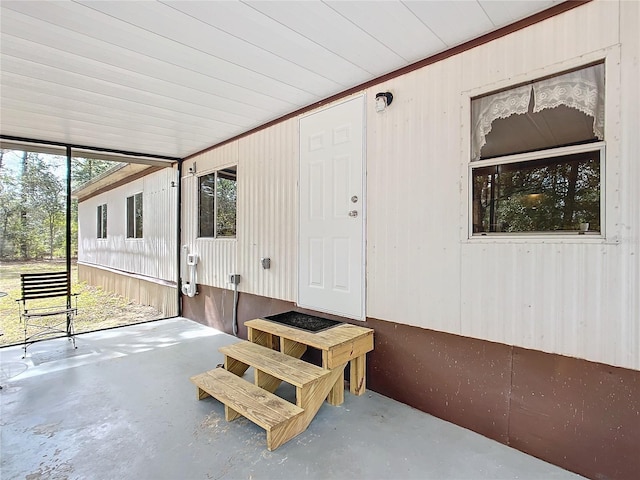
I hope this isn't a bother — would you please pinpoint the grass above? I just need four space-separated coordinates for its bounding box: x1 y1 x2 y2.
0 260 163 346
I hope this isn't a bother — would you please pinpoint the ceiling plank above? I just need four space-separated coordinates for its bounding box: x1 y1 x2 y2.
479 1 561 29
2 1 313 105
0 0 580 158
326 1 446 63
77 0 344 97
164 0 370 85
404 0 495 46
0 7 295 115
245 0 407 76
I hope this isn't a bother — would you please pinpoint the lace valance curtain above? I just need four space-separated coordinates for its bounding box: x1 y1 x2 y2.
471 64 605 161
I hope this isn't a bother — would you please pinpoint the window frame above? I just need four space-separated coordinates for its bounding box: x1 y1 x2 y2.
469 142 606 238
197 166 237 239
97 203 107 239
126 192 143 239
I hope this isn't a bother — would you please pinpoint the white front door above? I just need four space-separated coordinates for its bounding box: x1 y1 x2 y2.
298 96 365 320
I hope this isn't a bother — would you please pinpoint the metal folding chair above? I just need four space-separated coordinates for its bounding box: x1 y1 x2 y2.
16 271 78 358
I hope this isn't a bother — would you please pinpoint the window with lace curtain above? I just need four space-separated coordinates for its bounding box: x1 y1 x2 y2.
470 63 604 235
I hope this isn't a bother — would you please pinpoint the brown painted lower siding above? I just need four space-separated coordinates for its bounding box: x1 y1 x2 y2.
366 317 640 480
183 285 640 480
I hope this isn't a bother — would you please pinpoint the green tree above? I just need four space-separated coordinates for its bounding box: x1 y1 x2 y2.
1 151 121 260
72 157 117 190
216 174 237 237
20 154 66 259
0 150 22 258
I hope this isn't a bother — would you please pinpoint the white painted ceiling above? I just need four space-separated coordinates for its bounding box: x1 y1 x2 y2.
0 0 562 160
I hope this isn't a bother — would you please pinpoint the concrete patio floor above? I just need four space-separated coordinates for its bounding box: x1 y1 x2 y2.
0 317 585 480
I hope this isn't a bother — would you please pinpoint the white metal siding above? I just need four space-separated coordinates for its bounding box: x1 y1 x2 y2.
78 167 177 282
617 0 640 370
237 121 298 301
144 168 178 281
184 122 298 299
182 142 238 289
182 0 639 370
455 0 637 369
364 0 639 370
366 59 464 334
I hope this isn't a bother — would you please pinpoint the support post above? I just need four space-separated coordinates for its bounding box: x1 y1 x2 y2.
66 145 72 337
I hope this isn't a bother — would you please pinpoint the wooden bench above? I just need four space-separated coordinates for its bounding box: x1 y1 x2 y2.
17 271 78 358
220 341 331 398
190 318 373 450
246 318 374 404
191 368 304 451
191 340 347 450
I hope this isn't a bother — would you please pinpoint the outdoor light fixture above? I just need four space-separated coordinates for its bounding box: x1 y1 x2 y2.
375 92 393 112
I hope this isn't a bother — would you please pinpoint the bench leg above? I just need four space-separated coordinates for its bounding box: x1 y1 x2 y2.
224 356 249 421
197 386 210 400
225 405 242 422
248 328 278 350
255 369 281 394
280 338 306 358
350 354 366 396
225 357 249 377
327 369 345 406
321 351 345 406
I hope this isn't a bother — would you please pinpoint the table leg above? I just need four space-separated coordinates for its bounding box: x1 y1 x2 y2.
349 354 366 395
327 369 344 406
323 351 345 406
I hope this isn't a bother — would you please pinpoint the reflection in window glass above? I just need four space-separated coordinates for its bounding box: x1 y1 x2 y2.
199 174 215 237
135 192 143 239
216 169 237 237
97 204 107 239
199 167 237 238
472 151 600 233
126 193 143 238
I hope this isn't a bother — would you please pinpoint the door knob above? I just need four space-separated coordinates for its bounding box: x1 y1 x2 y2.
348 210 358 217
